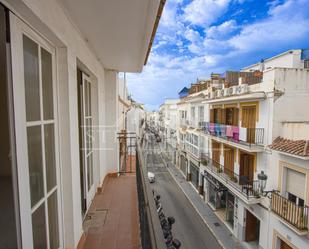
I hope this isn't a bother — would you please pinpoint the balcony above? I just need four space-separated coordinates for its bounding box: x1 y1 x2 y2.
185 142 200 159
201 154 262 204
188 118 198 127
79 133 166 249
179 118 188 127
200 122 264 152
271 192 309 235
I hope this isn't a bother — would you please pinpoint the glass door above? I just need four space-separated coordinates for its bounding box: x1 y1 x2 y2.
10 14 62 249
80 72 94 210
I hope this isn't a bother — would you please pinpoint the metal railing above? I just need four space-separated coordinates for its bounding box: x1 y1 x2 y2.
118 132 166 249
200 122 264 146
136 141 167 249
185 142 200 159
117 132 137 173
201 153 260 199
271 192 309 231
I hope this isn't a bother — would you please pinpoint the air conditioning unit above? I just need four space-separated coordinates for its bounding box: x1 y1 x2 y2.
236 85 242 94
223 88 230 96
210 91 215 99
229 86 238 95
240 84 249 94
216 89 222 98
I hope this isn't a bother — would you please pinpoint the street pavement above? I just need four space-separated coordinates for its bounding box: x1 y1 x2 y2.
143 133 222 249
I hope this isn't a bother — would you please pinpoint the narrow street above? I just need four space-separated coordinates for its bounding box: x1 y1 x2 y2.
143 132 222 249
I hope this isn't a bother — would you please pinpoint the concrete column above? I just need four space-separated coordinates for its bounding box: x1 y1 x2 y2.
104 70 119 173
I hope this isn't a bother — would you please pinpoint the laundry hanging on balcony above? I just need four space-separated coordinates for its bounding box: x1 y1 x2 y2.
226 125 233 137
239 127 247 142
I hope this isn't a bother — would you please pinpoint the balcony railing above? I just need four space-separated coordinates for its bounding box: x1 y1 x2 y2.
200 122 264 146
185 142 200 159
271 192 309 232
201 153 261 199
188 118 197 127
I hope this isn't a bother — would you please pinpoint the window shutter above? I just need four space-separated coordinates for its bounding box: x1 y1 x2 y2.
221 108 226 125
233 108 239 126
286 168 305 199
210 109 214 123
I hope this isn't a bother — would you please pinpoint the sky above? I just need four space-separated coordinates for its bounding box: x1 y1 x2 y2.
126 0 309 111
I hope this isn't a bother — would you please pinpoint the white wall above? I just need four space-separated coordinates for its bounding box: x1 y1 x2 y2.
243 50 303 72
272 68 309 140
2 0 121 247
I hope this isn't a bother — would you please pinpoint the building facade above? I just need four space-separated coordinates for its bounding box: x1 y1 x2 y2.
0 0 164 248
155 50 309 249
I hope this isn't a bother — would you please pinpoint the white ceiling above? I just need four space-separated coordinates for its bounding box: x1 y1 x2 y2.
59 0 160 72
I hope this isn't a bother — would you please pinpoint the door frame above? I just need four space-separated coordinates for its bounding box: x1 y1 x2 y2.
239 151 255 183
245 209 259 242
80 71 95 210
10 13 63 248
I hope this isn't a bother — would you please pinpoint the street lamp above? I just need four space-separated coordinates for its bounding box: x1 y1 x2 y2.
257 170 268 194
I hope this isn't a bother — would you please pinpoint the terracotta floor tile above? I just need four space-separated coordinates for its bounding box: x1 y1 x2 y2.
80 173 140 249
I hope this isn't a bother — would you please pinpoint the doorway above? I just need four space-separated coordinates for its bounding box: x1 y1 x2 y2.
77 69 94 216
10 13 62 248
212 140 221 168
239 152 255 185
241 105 256 143
224 145 234 177
0 5 20 248
245 210 260 243
280 240 292 249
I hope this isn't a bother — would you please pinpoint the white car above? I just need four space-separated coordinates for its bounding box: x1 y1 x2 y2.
147 172 155 183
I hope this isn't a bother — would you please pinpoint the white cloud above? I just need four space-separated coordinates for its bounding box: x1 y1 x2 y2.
183 0 231 26
127 0 309 110
205 20 238 39
229 0 309 51
184 28 203 43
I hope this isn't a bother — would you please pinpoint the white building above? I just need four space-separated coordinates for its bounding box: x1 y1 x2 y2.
0 0 164 248
158 99 180 164
163 50 309 249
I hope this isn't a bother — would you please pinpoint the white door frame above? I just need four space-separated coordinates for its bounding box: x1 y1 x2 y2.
81 72 95 209
10 13 63 249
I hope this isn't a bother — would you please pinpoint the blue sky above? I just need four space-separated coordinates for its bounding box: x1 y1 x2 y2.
127 0 309 111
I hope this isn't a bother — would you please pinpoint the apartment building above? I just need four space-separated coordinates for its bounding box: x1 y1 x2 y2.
158 99 179 164
0 0 164 248
156 50 309 249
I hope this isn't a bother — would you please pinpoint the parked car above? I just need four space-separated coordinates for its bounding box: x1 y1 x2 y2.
148 172 155 183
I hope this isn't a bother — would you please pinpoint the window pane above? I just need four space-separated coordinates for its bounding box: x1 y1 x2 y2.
48 191 59 249
87 81 91 116
23 35 40 121
32 203 47 249
45 124 56 192
84 81 91 116
27 126 44 207
41 48 54 120
86 118 93 152
87 152 93 191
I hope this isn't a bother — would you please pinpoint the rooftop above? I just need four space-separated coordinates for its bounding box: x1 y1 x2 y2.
270 137 309 159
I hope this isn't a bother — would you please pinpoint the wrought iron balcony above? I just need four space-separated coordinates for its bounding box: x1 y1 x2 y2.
200 122 264 146
271 192 309 233
201 154 261 200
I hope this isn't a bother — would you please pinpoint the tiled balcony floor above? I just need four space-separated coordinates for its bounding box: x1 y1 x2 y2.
78 173 140 249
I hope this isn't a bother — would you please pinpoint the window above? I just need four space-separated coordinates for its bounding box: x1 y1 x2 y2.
285 168 306 205
191 107 195 118
198 106 204 122
287 193 304 207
